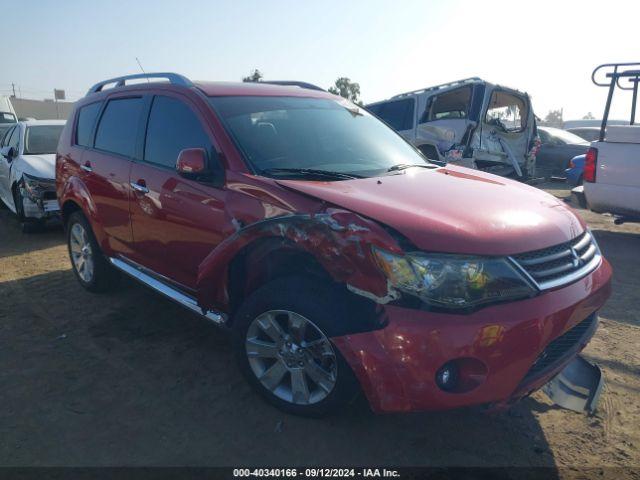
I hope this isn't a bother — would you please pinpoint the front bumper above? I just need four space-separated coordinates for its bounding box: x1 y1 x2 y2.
332 258 612 413
20 187 60 220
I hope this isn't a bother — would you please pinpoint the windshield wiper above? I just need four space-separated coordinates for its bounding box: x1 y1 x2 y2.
260 167 363 180
386 163 437 172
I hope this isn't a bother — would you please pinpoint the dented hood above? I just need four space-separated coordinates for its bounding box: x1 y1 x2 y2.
276 166 585 256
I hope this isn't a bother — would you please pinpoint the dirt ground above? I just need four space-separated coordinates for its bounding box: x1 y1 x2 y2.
0 183 639 472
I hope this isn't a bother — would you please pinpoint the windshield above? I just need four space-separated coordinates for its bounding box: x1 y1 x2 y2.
24 125 64 155
209 96 429 179
545 128 589 145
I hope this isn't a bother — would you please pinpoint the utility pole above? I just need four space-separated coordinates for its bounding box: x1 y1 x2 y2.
11 83 16 97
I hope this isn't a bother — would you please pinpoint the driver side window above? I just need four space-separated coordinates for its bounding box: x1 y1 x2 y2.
1 126 15 147
8 126 20 150
420 86 471 123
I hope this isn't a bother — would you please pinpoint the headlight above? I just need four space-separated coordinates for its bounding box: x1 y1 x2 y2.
21 173 55 202
373 247 536 310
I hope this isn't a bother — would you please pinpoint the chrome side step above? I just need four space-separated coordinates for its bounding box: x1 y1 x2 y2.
109 257 225 325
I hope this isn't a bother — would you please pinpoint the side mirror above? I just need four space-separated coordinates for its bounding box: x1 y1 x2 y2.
1 146 16 161
176 148 207 177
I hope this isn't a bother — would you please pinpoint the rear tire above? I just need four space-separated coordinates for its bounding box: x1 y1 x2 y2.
232 276 360 417
67 211 120 292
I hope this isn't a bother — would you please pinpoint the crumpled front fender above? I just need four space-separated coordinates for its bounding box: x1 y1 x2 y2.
196 208 404 312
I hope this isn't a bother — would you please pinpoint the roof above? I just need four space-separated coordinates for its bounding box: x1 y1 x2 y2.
194 81 335 99
19 119 66 127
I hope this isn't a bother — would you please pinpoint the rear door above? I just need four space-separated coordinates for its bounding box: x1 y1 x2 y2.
477 89 534 174
84 96 146 252
128 93 226 289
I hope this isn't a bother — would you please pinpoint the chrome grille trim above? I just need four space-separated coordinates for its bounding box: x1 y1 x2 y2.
509 231 602 291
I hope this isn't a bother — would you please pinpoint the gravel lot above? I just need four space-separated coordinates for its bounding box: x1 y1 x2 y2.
1 183 639 471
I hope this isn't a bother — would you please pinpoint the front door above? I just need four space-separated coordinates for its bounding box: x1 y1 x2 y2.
129 94 226 289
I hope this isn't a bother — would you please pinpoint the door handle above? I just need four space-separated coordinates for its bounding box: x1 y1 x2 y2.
81 162 92 172
130 181 149 194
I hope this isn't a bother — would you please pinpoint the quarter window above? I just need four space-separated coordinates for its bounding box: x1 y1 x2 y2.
421 86 471 122
94 97 144 157
144 96 212 169
75 102 103 147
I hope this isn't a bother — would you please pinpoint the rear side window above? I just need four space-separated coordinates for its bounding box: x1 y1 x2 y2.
144 96 212 169
372 99 414 131
75 102 102 147
422 86 472 122
94 97 144 157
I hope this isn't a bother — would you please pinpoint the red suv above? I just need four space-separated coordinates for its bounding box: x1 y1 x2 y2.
56 73 612 416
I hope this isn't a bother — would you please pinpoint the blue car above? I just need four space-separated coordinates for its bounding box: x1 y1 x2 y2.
565 154 585 187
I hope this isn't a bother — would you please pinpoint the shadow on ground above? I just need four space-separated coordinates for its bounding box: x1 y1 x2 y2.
0 269 558 469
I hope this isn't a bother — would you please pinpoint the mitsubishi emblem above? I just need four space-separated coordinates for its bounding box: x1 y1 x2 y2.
570 247 581 268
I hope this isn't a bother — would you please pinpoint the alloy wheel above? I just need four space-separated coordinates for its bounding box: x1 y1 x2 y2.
69 223 94 283
245 310 338 405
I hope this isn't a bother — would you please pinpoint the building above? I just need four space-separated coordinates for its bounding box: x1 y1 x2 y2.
11 97 74 120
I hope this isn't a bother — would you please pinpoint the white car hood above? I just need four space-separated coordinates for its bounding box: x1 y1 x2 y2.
19 154 56 180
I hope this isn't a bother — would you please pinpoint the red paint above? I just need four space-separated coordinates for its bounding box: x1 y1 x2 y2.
332 259 612 413
57 79 614 414
277 166 586 256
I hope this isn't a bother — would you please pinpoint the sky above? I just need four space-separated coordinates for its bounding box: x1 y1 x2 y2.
2 0 639 121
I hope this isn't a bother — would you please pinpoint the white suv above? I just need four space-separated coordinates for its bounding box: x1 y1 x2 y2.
0 120 65 231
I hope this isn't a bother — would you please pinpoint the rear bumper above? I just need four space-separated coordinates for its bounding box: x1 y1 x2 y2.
332 258 612 413
584 182 640 217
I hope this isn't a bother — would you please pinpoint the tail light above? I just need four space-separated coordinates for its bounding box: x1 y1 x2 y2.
584 147 598 183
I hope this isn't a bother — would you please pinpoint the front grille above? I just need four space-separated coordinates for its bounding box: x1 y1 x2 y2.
511 231 600 290
522 314 597 383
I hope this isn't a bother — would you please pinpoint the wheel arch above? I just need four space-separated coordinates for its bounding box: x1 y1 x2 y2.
196 211 405 318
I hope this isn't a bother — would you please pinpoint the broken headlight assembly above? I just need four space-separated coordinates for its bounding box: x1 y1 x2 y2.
372 247 536 310
21 173 55 203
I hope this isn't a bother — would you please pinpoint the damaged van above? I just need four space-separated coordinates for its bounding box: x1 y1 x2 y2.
367 78 540 179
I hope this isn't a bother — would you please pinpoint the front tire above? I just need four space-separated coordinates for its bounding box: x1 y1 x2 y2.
232 276 360 417
67 211 119 292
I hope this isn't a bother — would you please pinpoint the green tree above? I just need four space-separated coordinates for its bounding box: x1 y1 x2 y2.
242 69 263 83
328 77 361 103
544 109 563 126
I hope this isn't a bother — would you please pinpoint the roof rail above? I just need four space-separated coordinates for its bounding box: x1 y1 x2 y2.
87 72 193 95
261 80 325 92
391 77 482 99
